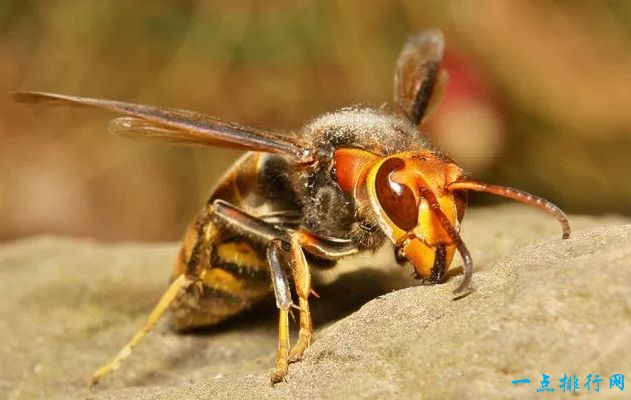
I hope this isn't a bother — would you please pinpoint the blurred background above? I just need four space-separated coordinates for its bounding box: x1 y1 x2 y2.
1 0 630 242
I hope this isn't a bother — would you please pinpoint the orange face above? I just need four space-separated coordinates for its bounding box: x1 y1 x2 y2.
334 148 465 282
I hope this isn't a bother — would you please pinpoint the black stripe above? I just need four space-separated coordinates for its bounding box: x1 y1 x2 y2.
197 286 247 307
211 252 270 285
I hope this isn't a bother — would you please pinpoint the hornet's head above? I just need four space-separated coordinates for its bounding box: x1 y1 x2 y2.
333 148 571 294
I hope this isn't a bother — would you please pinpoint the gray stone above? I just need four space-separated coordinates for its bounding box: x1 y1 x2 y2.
1 205 629 399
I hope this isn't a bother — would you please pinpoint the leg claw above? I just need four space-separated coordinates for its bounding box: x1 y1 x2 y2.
270 365 288 385
288 342 307 364
288 336 310 363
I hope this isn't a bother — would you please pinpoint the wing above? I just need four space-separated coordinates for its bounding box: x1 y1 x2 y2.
11 91 312 162
394 30 447 126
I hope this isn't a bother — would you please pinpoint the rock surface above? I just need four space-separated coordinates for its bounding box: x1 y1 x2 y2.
0 206 629 400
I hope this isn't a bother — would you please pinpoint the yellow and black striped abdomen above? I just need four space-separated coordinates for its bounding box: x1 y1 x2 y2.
168 152 298 331
169 234 272 331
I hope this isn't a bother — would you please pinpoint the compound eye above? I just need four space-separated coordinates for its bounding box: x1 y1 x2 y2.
375 158 418 231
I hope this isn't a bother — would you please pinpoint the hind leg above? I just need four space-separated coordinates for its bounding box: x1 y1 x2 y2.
91 274 193 385
90 204 217 385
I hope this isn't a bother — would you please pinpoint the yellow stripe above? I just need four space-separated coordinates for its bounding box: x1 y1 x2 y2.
215 241 267 270
202 268 244 293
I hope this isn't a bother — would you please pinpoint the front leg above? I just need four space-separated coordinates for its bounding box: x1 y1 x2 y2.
287 230 359 363
288 233 312 363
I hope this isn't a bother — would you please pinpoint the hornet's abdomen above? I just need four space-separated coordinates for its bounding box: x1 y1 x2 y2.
168 152 301 331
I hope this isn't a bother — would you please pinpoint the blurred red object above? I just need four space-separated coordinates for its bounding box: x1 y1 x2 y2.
425 49 506 174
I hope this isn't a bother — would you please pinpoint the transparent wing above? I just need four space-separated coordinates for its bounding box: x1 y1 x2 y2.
12 91 312 161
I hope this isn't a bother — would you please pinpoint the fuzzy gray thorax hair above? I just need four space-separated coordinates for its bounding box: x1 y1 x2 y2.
290 108 433 249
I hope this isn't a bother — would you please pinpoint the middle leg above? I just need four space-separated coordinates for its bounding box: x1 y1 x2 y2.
267 238 294 384
212 200 360 382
